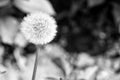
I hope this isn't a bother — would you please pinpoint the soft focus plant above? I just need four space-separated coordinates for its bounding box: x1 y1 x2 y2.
0 0 10 7
0 16 19 45
13 0 56 15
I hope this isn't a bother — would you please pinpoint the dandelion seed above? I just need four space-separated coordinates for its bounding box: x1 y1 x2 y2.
20 12 57 45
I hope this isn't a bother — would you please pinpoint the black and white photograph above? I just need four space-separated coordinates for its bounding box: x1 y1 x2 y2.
0 0 120 80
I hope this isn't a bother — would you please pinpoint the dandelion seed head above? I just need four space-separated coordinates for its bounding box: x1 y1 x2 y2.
20 12 57 45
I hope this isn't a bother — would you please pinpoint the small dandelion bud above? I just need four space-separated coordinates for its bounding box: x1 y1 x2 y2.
20 12 57 45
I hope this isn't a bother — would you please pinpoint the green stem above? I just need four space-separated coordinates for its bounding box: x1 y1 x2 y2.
32 47 39 80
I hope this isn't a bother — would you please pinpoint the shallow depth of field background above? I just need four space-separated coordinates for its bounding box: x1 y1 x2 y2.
0 0 120 80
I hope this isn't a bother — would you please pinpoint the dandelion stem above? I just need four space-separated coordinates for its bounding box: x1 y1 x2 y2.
32 47 39 80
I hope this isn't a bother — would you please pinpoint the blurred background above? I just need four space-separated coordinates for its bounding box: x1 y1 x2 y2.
0 0 120 80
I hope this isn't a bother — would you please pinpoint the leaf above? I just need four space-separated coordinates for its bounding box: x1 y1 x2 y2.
0 16 19 44
14 32 27 47
0 0 10 7
13 0 56 15
88 0 105 7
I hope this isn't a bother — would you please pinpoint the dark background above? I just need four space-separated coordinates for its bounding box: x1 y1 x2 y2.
0 0 120 64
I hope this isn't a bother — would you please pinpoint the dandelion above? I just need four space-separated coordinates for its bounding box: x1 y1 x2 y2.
21 12 57 45
20 12 57 80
